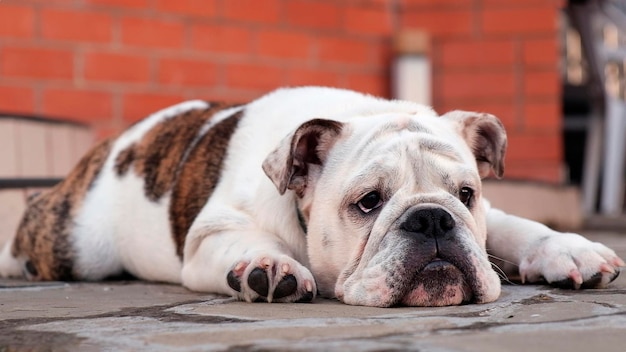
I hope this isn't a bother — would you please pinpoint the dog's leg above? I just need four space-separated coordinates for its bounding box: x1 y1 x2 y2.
485 205 624 289
181 230 316 303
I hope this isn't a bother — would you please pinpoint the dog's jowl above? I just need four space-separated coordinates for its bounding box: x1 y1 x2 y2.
0 87 623 307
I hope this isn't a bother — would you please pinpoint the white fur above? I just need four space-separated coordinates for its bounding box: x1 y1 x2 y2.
0 241 22 277
1 87 622 307
73 100 211 282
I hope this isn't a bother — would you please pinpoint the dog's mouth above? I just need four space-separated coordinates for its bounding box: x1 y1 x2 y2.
399 258 473 307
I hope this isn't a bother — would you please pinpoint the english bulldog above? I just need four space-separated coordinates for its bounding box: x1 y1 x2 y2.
0 87 623 307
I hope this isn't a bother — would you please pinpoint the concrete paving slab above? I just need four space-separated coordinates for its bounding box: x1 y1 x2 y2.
1 231 625 351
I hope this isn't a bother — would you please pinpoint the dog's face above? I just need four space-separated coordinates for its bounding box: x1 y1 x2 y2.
263 110 507 307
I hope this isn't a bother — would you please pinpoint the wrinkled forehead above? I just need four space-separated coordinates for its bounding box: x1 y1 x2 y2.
332 114 479 189
344 114 473 163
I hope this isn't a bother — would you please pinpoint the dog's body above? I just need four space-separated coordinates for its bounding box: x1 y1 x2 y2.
0 87 623 307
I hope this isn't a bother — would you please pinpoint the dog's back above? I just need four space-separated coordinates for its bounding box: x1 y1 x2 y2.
1 100 245 282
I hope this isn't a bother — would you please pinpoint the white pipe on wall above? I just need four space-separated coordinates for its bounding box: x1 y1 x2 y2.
391 30 431 106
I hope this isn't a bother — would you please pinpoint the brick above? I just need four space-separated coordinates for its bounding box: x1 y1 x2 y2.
222 0 280 24
155 0 217 18
345 6 393 36
24 0 75 3
364 0 395 5
41 9 112 43
506 133 561 161
481 8 557 35
0 4 34 38
523 38 559 66
257 31 312 59
524 70 560 97
84 0 148 8
84 52 150 83
1 47 73 79
121 17 185 49
42 88 113 122
370 40 393 67
346 72 389 97
482 0 563 7
523 101 561 131
285 1 341 29
193 90 259 105
436 71 516 100
401 9 473 37
0 86 34 114
191 24 252 55
318 37 371 65
286 68 342 87
158 58 217 86
440 39 515 68
401 0 472 6
225 63 284 91
123 92 186 123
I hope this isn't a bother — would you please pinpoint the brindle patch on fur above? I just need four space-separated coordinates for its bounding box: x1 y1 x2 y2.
115 105 229 201
170 111 243 257
12 139 113 280
114 144 136 176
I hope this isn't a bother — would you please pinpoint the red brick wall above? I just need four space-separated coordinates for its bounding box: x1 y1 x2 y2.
416 0 565 183
0 0 564 183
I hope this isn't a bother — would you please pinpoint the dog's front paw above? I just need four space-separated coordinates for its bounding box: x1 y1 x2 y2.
226 254 316 303
519 233 624 289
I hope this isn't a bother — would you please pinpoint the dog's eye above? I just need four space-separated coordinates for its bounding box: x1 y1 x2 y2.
459 187 474 207
357 191 383 213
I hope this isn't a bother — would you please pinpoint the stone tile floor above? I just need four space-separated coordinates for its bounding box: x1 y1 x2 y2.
1 231 625 351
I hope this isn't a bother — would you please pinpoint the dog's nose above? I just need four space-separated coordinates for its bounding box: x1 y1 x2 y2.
401 208 455 238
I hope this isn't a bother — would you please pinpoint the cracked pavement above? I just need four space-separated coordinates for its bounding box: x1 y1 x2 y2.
1 231 625 351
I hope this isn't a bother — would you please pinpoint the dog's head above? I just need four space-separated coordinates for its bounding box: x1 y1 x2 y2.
263 109 507 307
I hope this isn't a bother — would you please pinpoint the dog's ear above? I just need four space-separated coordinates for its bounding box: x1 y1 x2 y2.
262 118 344 196
442 111 507 179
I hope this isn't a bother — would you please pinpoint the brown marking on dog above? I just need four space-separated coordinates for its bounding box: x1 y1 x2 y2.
12 139 114 280
115 104 232 201
169 110 244 257
114 144 136 176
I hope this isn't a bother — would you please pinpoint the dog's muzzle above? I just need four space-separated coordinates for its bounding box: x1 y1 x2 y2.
397 207 474 306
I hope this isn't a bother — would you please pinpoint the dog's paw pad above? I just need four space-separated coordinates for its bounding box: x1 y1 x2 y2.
296 291 315 303
274 274 297 299
551 275 579 290
579 272 603 289
581 268 619 289
227 254 317 303
227 271 241 292
226 261 248 292
295 281 315 303
248 267 270 297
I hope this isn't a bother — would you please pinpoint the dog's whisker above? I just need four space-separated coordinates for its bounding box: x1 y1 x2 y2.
486 253 518 285
489 261 517 285
487 253 518 267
